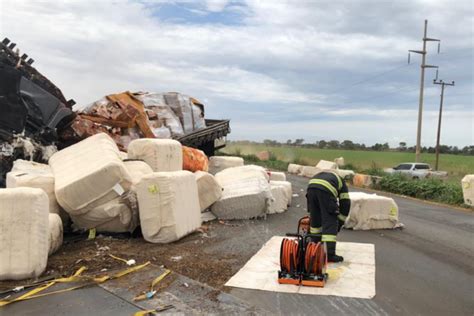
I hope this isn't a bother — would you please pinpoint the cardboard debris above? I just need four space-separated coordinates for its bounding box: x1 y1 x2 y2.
0 188 49 280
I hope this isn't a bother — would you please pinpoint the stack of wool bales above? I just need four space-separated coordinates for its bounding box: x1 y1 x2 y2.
6 159 69 224
128 138 202 243
0 188 50 280
208 156 244 174
462 175 474 207
211 165 272 219
49 133 137 233
345 192 402 230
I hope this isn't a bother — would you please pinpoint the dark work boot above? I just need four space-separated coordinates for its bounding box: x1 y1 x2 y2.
326 242 344 263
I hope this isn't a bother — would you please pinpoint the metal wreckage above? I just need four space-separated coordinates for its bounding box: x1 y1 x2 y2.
0 38 230 186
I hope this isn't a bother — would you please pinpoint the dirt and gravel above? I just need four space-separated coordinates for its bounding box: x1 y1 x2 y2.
0 221 247 292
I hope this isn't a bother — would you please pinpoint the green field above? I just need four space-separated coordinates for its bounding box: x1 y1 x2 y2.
222 142 474 182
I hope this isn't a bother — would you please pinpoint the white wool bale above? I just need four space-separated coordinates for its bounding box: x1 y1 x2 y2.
10 159 50 172
270 180 292 206
118 151 128 160
316 160 338 170
195 171 222 212
334 157 345 167
7 162 69 224
49 133 132 215
301 166 322 178
208 156 244 174
0 188 49 280
287 163 303 175
269 171 286 181
212 166 271 220
127 139 182 172
70 197 138 233
48 213 63 255
136 171 201 243
345 192 401 230
336 169 355 180
124 160 153 185
462 175 474 206
215 165 270 182
268 184 288 214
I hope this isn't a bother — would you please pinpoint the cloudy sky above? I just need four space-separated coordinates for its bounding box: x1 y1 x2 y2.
1 0 472 147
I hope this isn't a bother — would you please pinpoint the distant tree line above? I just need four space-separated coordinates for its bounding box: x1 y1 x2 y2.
230 139 474 156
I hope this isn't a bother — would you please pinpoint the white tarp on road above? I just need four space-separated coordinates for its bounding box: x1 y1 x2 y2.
225 236 375 299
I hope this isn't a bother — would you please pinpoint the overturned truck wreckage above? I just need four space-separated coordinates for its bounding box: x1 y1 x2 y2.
0 38 76 186
0 38 231 186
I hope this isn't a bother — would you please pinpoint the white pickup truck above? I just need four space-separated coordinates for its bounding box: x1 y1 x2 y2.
384 163 448 179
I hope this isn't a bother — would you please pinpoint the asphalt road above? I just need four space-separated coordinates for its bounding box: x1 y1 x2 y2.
2 173 472 315
229 174 474 315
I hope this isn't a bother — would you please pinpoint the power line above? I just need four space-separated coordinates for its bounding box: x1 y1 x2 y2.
327 63 411 95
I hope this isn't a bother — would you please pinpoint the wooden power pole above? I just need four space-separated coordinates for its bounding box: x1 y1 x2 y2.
433 79 455 171
408 20 440 162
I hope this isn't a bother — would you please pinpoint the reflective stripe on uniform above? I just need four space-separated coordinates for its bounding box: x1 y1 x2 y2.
339 192 350 200
331 171 343 190
310 226 322 233
337 214 347 221
322 234 337 242
308 179 338 198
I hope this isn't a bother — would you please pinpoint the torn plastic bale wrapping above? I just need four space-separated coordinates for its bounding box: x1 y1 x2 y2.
183 146 209 172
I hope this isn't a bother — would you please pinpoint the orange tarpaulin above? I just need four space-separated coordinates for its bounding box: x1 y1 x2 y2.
182 146 208 172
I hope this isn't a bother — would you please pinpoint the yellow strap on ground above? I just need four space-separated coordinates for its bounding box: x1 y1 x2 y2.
109 254 129 264
0 262 150 308
134 310 156 316
151 269 171 291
